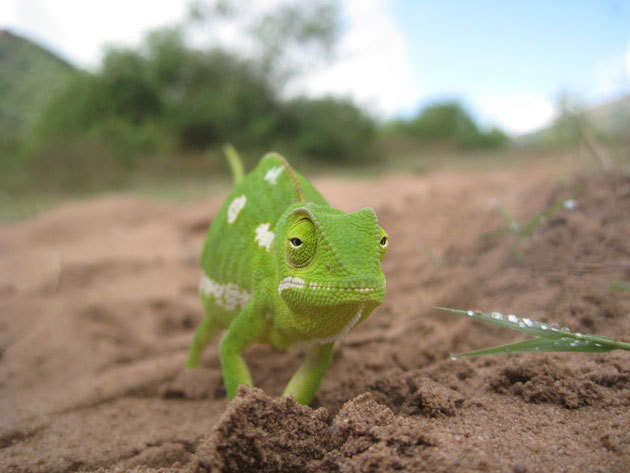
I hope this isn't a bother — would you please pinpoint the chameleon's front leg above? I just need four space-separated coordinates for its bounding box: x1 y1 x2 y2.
282 342 334 405
219 300 265 400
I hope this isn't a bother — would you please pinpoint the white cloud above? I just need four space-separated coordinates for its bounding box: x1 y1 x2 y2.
294 0 421 117
479 96 556 135
1 0 186 68
595 43 630 100
1 0 420 117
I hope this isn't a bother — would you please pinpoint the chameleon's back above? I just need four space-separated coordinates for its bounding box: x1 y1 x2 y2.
199 154 327 327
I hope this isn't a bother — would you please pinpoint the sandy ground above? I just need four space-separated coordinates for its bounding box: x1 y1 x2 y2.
1 164 629 472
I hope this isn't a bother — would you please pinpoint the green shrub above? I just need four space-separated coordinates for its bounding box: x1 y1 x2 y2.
393 100 509 150
279 96 378 163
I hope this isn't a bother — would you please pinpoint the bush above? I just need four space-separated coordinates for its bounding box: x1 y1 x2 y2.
32 28 284 160
279 96 378 163
19 21 379 191
4 138 127 195
394 100 509 150
163 49 280 151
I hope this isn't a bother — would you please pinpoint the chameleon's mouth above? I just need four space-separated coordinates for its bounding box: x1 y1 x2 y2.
279 276 385 349
277 276 386 296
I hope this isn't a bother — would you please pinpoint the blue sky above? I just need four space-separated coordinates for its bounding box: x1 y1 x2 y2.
384 1 630 129
2 0 629 134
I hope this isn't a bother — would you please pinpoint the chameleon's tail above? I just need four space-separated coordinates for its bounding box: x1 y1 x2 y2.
223 143 244 185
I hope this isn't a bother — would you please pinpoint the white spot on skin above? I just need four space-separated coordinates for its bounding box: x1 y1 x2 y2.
199 272 250 311
227 195 246 224
254 223 274 251
264 166 284 185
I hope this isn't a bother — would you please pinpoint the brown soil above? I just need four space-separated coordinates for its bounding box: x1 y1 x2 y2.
1 165 629 473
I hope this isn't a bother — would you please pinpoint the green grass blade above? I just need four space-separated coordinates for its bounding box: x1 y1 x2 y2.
418 243 445 269
433 307 567 340
434 306 630 355
609 281 630 292
452 337 616 357
519 188 582 238
491 199 520 235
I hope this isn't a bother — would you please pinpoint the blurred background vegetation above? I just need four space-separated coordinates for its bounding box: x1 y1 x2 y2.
1 0 629 221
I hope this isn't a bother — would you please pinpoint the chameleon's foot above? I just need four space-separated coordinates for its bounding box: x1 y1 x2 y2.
282 342 334 405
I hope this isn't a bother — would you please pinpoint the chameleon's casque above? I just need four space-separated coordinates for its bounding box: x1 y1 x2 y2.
186 153 388 404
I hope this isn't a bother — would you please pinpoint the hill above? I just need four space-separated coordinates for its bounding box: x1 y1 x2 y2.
517 94 630 145
0 29 77 141
587 94 630 139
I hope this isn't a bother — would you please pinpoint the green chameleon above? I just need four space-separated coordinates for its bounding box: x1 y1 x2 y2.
185 152 388 405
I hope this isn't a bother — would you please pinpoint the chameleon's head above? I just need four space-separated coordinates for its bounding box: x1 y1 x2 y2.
274 202 388 345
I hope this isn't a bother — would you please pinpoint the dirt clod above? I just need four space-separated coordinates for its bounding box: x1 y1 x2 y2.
196 386 331 473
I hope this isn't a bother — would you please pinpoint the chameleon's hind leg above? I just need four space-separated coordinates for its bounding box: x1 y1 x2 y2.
185 313 222 368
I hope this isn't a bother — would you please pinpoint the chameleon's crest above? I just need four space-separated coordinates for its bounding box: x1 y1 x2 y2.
263 152 304 202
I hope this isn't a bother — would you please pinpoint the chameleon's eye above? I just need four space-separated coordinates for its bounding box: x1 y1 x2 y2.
378 227 388 261
285 219 316 268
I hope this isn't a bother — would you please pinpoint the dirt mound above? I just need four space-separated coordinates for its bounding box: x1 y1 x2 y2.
1 166 629 472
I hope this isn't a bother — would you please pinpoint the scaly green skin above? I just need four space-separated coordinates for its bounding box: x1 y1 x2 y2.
186 153 388 405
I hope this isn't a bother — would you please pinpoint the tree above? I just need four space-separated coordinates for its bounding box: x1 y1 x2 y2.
279 96 377 162
186 0 341 85
399 100 508 150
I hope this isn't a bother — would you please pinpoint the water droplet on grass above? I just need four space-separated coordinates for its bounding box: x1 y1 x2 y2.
563 199 577 210
467 310 474 317
491 312 504 320
523 318 534 327
507 314 518 323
